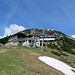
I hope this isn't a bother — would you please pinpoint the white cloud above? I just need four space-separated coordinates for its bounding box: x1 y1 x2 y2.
4 24 25 36
71 35 75 38
0 24 25 39
0 36 3 39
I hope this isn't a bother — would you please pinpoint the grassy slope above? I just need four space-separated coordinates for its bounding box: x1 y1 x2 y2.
0 46 75 75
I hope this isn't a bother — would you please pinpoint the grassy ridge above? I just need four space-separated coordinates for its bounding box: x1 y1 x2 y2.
0 46 65 75
0 46 75 75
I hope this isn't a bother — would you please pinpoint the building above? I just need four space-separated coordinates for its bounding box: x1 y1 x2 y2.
37 33 56 42
5 33 40 47
5 29 57 47
23 36 40 47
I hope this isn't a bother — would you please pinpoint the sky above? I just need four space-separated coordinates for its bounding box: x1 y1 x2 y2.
0 0 75 38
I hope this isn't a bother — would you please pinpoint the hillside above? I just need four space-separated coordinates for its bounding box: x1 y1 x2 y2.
0 28 75 55
0 46 65 75
0 46 75 75
22 28 75 55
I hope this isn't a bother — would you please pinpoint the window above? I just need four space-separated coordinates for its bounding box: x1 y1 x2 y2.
29 40 31 43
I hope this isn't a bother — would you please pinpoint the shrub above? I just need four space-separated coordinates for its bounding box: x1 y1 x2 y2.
47 43 58 49
73 60 75 64
60 52 68 56
71 50 75 55
61 45 72 53
51 51 61 56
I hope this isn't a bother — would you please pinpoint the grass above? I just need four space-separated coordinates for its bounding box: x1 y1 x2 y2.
44 46 75 68
0 47 20 75
0 46 75 75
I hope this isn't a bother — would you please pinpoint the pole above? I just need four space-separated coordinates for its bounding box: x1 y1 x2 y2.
33 29 36 47
41 29 44 51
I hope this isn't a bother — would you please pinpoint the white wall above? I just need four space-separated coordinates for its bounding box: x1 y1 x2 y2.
36 41 40 47
13 42 18 46
23 40 32 47
23 39 40 47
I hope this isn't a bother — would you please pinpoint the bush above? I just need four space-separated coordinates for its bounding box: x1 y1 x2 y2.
47 43 58 49
73 60 75 64
71 50 75 55
61 45 72 53
60 52 68 56
51 51 61 56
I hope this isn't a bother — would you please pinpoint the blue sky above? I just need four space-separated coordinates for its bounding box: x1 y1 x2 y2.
0 0 75 37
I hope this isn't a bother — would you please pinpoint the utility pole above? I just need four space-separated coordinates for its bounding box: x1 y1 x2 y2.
33 29 36 47
41 29 45 51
